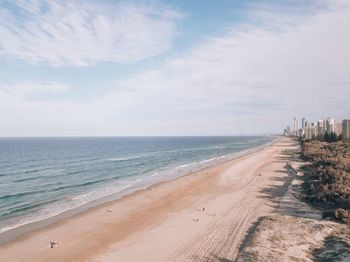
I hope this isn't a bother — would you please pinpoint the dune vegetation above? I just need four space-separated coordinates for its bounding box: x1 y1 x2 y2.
301 140 350 224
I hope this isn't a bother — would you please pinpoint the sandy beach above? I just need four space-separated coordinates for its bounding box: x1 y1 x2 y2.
0 136 297 262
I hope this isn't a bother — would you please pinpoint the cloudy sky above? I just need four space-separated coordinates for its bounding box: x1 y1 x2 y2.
0 0 349 136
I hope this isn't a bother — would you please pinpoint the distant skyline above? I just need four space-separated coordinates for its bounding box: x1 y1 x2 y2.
0 0 349 136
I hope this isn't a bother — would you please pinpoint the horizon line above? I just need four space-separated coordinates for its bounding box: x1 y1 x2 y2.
0 134 281 138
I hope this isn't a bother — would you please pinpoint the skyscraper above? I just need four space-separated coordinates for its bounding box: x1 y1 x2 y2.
317 120 324 136
302 118 306 129
326 117 336 134
293 117 299 136
342 119 350 140
335 123 342 136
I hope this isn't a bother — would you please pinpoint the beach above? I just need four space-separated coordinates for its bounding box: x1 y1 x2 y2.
0 136 296 261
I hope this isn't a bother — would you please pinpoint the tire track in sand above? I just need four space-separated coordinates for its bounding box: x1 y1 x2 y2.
169 196 263 262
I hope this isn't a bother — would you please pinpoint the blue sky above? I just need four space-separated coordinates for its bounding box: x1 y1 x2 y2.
0 0 349 136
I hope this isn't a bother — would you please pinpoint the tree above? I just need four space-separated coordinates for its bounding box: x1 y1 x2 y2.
324 132 339 142
330 132 338 142
324 133 330 142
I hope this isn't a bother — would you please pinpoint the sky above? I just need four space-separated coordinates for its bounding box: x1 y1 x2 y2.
0 0 349 136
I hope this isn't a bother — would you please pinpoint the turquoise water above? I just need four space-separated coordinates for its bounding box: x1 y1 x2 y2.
0 136 275 233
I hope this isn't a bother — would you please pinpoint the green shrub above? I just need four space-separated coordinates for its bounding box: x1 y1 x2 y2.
301 141 350 224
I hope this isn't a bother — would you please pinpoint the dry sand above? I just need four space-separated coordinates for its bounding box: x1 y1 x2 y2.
0 136 297 262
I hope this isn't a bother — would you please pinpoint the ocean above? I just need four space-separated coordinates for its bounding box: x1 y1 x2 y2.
0 136 275 235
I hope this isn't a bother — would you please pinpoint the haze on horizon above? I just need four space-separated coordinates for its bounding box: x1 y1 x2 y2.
0 0 349 137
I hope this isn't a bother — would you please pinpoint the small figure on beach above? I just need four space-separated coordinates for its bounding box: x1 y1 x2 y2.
192 218 199 222
202 207 205 212
50 241 59 248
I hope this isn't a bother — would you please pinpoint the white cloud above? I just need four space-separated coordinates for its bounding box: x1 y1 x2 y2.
0 82 70 96
0 0 182 66
97 0 350 134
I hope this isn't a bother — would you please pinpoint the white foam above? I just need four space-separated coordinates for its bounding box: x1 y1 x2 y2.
200 157 217 164
0 177 146 235
149 172 159 177
176 162 197 169
107 156 142 161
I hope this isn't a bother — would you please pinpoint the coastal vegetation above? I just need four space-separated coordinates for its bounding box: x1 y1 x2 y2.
302 132 342 143
301 140 350 224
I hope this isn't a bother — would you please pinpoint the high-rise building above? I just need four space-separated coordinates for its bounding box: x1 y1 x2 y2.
296 119 299 133
304 127 310 139
289 117 350 141
305 121 309 128
294 117 299 136
335 123 342 136
317 120 324 136
304 125 317 140
342 119 350 140
311 122 318 137
326 117 336 134
302 118 306 129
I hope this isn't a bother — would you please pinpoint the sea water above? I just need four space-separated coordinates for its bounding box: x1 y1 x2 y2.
0 136 275 234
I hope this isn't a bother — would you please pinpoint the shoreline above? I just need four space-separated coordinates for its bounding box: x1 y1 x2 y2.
0 136 277 245
0 136 293 262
